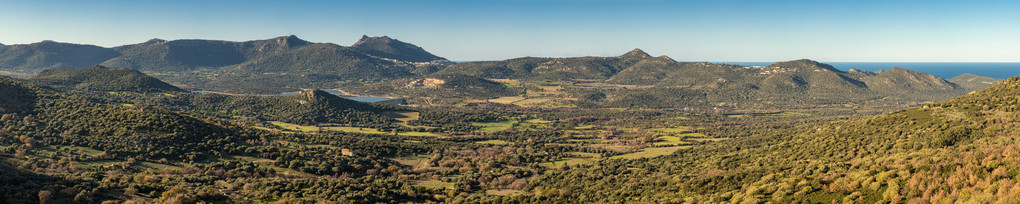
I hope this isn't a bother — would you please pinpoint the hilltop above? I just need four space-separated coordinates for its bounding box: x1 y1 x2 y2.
949 73 1000 90
0 40 120 71
29 65 184 93
352 35 450 63
0 76 38 113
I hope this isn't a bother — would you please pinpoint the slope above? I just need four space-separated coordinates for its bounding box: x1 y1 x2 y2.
351 35 449 63
526 76 1020 203
0 77 247 160
29 65 184 93
0 76 38 113
0 41 120 72
439 49 650 80
156 89 392 126
102 36 310 72
949 73 999 90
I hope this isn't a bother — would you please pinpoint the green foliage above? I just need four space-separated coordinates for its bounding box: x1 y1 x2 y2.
156 89 392 126
351 35 449 63
30 65 184 93
949 73 1000 90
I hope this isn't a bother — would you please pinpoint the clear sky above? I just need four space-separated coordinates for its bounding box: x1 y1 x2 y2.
1 0 1017 62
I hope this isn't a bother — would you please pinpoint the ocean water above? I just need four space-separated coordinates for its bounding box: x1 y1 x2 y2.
279 90 393 102
714 62 1020 79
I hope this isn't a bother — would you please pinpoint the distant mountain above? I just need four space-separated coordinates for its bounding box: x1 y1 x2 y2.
0 35 451 94
102 35 310 72
438 49 650 80
861 67 965 94
439 49 976 108
352 35 449 63
0 41 120 71
29 65 184 93
949 73 999 90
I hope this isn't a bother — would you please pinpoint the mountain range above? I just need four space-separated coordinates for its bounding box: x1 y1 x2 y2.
0 36 1001 109
2 35 1020 203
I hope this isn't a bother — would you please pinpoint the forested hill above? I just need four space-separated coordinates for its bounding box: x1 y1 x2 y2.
519 77 1020 203
351 35 449 63
949 73 1000 90
29 65 184 93
441 50 978 108
0 77 38 113
0 76 249 160
0 35 452 94
0 40 121 71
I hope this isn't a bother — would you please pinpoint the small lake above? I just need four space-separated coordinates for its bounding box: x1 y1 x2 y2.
278 90 395 103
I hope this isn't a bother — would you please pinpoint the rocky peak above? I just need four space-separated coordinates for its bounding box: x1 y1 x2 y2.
620 48 652 59
291 89 333 104
657 55 676 62
353 35 396 47
273 35 309 47
145 38 167 44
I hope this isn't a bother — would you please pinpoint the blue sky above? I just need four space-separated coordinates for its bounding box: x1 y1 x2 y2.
1 0 1017 62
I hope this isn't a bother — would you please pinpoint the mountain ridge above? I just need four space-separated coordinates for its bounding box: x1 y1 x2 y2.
29 65 184 93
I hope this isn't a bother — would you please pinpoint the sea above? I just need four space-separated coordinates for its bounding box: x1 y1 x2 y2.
278 90 394 102
714 62 1020 79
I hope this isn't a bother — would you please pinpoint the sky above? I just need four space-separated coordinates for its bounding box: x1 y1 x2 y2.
0 0 1018 62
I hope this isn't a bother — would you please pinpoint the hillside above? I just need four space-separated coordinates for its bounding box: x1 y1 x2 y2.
0 36 450 94
101 36 310 72
0 41 120 72
437 49 976 108
439 49 649 80
153 89 392 126
350 73 519 105
0 77 247 160
524 77 1020 203
0 77 38 113
351 35 449 63
861 67 964 93
29 65 184 93
949 73 1000 90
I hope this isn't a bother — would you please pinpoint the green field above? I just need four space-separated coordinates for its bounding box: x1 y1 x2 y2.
540 152 601 168
611 146 687 159
384 111 425 127
473 121 516 132
653 136 685 146
475 140 513 145
488 96 526 104
414 180 455 189
270 121 319 132
321 126 387 134
651 126 690 133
